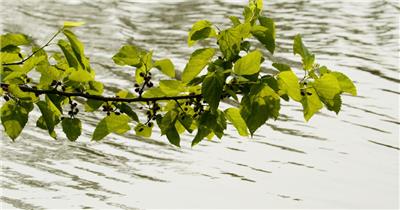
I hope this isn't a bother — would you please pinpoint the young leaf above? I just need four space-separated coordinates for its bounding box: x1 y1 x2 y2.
251 16 275 54
188 20 217 46
224 108 249 136
300 86 323 121
112 45 142 67
233 50 263 75
272 62 291 72
182 48 215 82
1 100 33 140
202 70 225 112
92 113 130 141
134 123 152 137
293 34 315 70
36 99 61 139
313 73 341 99
0 33 30 49
276 70 302 101
62 118 82 141
331 72 357 96
63 29 89 69
217 26 242 61
68 68 94 82
159 80 184 96
63 21 85 28
154 59 175 78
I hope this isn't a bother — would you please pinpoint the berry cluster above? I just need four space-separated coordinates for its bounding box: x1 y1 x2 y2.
67 99 79 117
50 80 66 91
134 72 153 96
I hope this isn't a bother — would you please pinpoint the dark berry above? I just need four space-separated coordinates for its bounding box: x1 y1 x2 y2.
135 88 140 92
68 111 73 115
184 107 188 111
115 112 121 115
4 95 9 101
134 83 139 87
51 80 57 86
139 72 145 77
139 128 144 132
300 91 305 96
148 122 153 127
61 86 66 91
147 82 153 88
107 112 111 116
26 78 31 83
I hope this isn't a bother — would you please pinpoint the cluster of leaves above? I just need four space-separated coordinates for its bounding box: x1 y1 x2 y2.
0 0 356 147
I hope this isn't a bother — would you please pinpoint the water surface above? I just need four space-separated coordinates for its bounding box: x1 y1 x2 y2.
1 0 399 209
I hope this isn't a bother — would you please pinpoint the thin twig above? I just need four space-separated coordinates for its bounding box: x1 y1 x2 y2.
2 28 63 66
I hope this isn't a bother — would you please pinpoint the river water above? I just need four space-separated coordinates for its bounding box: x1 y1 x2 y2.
0 0 399 209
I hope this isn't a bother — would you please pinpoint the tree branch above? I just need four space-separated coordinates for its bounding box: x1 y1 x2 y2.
0 83 202 103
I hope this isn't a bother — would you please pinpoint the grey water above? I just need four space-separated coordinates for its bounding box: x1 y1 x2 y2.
0 0 399 209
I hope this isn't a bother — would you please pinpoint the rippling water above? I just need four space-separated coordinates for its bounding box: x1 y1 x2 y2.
1 0 399 209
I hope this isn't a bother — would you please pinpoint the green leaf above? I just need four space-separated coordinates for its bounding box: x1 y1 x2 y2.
202 70 225 112
1 100 33 140
293 34 315 70
224 108 249 136
0 33 30 49
192 125 211 147
135 65 146 84
154 59 175 78
92 113 131 141
314 73 341 99
229 16 241 26
112 45 142 67
321 93 342 114
300 86 323 121
182 48 215 82
331 72 357 96
58 40 81 70
119 103 139 122
188 20 217 46
277 70 302 101
178 113 194 133
36 99 61 139
159 80 185 96
68 68 94 82
240 83 280 135
272 62 291 72
251 16 275 54
63 21 85 28
84 99 103 112
63 29 88 69
233 50 263 75
61 118 82 141
134 123 152 137
217 26 242 61
8 84 38 102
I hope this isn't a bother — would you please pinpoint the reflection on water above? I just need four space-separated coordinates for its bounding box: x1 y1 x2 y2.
1 0 399 209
